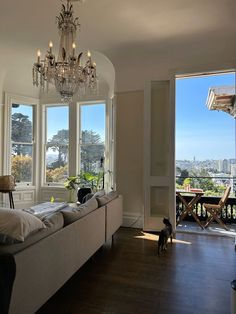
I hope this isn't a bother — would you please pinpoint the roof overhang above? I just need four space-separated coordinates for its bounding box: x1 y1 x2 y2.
206 86 236 118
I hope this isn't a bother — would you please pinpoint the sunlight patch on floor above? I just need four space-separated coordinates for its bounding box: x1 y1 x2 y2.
134 232 158 241
134 232 192 245
172 238 192 245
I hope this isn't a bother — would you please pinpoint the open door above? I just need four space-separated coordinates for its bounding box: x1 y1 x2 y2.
143 80 176 231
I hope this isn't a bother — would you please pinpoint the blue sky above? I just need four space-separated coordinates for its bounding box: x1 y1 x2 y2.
80 103 105 141
176 72 236 161
12 104 32 121
46 103 105 141
47 106 68 140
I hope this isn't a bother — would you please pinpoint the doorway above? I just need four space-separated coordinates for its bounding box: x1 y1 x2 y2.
175 71 236 235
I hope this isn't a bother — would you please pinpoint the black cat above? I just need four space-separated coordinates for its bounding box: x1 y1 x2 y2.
157 218 173 255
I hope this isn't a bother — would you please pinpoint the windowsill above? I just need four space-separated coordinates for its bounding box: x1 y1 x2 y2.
41 185 65 189
15 185 36 190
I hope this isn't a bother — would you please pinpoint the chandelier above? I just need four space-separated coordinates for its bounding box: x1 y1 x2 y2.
32 0 97 102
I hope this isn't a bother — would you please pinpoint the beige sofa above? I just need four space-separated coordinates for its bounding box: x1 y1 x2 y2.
0 193 123 314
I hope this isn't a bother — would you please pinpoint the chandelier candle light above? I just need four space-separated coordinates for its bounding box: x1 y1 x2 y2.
32 0 97 102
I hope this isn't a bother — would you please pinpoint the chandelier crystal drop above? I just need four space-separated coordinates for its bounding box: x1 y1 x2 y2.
32 0 97 102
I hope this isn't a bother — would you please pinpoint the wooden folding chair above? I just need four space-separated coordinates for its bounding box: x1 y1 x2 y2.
203 186 231 231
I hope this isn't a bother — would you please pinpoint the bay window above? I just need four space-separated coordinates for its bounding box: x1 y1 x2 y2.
4 94 115 203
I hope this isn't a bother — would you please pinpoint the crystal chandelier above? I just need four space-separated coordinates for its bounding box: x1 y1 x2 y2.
32 0 97 102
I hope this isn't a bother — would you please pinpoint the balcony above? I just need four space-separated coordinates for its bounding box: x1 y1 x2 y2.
176 176 236 236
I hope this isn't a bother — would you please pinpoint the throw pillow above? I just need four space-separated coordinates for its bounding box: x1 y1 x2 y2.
0 208 46 244
61 198 98 225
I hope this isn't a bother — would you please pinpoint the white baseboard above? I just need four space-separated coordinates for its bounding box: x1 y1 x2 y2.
122 211 143 229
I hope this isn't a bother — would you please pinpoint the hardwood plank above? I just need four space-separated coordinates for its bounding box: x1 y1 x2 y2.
37 228 236 314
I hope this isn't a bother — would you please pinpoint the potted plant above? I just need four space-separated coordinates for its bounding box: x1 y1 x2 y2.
64 171 104 203
76 171 105 203
64 176 80 203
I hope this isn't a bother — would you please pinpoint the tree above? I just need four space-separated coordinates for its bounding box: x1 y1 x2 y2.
11 113 32 155
196 169 215 191
177 169 189 185
80 130 104 173
11 155 32 182
46 129 104 181
46 165 68 182
47 129 69 168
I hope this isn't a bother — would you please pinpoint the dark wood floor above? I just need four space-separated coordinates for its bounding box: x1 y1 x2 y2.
37 228 236 314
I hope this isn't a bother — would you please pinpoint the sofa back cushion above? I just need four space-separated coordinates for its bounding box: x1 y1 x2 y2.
0 208 46 244
61 198 98 226
96 191 118 207
42 211 64 229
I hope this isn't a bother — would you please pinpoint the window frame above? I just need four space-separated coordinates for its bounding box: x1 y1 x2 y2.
77 99 115 190
4 93 39 187
78 101 106 175
42 103 69 187
40 99 116 191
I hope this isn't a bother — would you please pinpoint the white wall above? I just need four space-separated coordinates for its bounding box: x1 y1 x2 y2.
116 91 144 228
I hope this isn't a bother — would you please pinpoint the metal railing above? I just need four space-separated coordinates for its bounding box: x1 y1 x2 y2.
176 175 236 224
176 195 236 224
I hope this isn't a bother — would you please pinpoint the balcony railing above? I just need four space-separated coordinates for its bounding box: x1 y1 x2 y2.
176 195 236 224
176 175 236 224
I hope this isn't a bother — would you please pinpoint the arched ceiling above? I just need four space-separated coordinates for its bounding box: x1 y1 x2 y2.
0 0 235 93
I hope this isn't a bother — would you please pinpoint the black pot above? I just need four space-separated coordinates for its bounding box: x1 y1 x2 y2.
77 187 92 204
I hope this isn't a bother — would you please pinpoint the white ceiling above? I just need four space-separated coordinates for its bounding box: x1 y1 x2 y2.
0 0 236 93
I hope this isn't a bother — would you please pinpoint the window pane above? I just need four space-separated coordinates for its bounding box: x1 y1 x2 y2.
11 144 32 183
11 104 34 184
80 104 105 144
81 144 105 173
11 104 33 143
46 106 69 183
80 104 105 175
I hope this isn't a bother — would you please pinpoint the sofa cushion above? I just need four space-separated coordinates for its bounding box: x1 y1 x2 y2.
61 198 98 226
0 208 46 244
41 211 64 229
0 212 64 254
82 193 94 203
96 191 118 207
